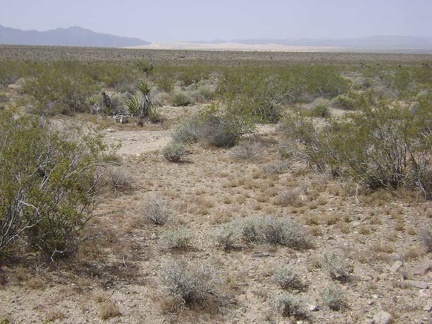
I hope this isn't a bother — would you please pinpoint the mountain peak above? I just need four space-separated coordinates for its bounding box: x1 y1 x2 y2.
0 25 149 48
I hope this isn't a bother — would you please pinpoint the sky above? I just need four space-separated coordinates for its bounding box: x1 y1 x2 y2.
0 0 431 42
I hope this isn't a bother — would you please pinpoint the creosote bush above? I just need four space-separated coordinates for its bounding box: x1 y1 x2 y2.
282 101 432 197
23 63 96 115
172 108 249 148
0 111 116 259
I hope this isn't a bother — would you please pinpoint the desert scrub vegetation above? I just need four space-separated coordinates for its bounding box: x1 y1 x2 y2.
322 250 353 282
273 294 308 320
0 111 117 259
281 98 432 197
161 228 193 251
211 215 313 250
162 141 187 162
172 107 250 148
272 266 306 291
160 260 223 311
217 65 348 123
320 285 348 311
144 196 173 226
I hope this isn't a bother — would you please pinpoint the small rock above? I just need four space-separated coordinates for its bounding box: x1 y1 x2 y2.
404 280 430 289
411 263 432 276
423 301 432 312
373 311 393 324
309 304 319 311
106 128 116 133
419 289 432 298
390 260 403 272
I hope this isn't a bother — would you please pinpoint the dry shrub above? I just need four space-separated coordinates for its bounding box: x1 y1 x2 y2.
278 188 305 207
144 196 173 226
273 294 308 320
273 266 306 291
320 285 348 311
45 309 65 322
160 260 223 311
106 166 133 192
322 250 352 282
162 141 187 162
229 138 264 160
161 228 193 251
241 216 313 250
99 300 121 320
419 227 432 252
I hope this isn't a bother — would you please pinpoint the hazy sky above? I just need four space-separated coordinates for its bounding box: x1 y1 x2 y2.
1 0 431 42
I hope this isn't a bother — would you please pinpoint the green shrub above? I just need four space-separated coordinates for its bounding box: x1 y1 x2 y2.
281 102 432 196
218 69 283 123
197 113 242 148
135 59 153 75
172 116 202 144
331 94 357 110
170 91 193 106
155 75 175 93
172 109 249 148
309 102 331 117
0 112 116 259
23 64 96 115
162 142 187 162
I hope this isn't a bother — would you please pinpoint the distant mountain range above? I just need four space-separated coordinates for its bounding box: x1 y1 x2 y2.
0 25 150 48
1 25 431 53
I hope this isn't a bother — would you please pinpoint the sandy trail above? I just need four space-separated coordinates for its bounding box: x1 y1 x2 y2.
104 128 172 155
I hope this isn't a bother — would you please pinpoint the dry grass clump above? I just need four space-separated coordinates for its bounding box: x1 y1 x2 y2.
278 187 305 207
320 285 348 311
272 266 306 291
273 294 308 320
161 228 193 251
241 216 313 250
419 227 432 252
162 141 187 162
210 225 239 252
99 300 122 320
144 195 173 225
160 260 223 311
210 215 313 251
322 250 352 282
105 166 133 192
229 138 264 160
